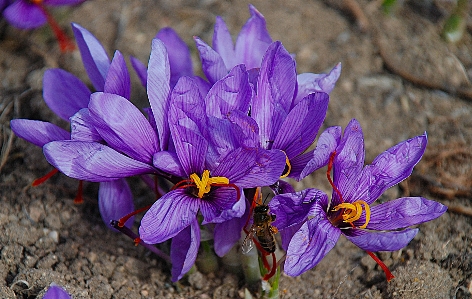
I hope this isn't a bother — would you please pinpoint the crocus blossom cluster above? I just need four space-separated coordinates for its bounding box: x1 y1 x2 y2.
11 4 446 284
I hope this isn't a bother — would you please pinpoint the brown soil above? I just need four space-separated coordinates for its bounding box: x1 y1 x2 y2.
1 0 471 298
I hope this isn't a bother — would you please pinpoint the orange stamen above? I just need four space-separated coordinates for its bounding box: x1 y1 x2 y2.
366 251 395 282
32 2 76 52
74 180 84 204
32 168 59 186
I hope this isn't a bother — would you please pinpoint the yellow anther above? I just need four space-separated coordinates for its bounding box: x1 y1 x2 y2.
190 170 229 198
332 200 371 229
280 153 292 178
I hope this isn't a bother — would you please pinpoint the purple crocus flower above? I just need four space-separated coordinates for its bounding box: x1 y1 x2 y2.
139 74 286 281
194 4 341 98
11 23 135 229
42 284 71 299
238 41 335 185
269 119 447 278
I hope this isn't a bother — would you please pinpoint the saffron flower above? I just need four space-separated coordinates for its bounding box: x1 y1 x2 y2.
194 4 341 98
269 119 447 277
139 73 286 281
228 40 336 189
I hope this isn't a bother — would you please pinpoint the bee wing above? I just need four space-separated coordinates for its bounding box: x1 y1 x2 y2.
241 229 256 254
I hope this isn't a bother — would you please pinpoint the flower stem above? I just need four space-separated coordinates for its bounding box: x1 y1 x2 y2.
242 246 261 287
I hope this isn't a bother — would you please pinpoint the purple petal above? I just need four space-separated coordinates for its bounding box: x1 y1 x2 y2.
214 215 246 257
252 42 297 149
284 216 341 276
169 77 208 176
194 36 227 84
3 0 46 29
279 222 303 251
104 50 131 100
292 126 342 181
345 228 418 252
72 23 110 91
234 4 272 69
193 76 212 97
43 69 91 121
43 285 71 299
11 119 69 147
156 27 193 88
270 179 296 195
269 189 328 230
213 148 286 188
273 92 329 159
206 117 245 169
130 56 147 88
212 16 236 70
153 151 185 178
88 92 159 164
364 134 428 204
139 189 199 244
333 119 365 206
98 179 134 230
294 62 342 106
147 39 171 151
171 219 200 282
205 64 252 118
362 197 447 230
43 141 155 181
200 187 243 224
70 108 102 142
225 110 259 148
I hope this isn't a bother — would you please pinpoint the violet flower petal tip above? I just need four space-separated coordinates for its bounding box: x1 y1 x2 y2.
43 285 71 299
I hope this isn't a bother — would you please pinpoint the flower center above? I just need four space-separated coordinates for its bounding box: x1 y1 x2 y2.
190 170 229 198
331 200 371 229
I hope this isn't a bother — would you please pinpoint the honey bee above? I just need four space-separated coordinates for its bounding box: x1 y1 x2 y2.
242 204 278 254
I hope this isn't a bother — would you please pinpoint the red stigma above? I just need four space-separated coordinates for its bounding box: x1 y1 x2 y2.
366 251 395 282
32 2 76 52
32 168 59 186
74 180 84 204
326 151 345 203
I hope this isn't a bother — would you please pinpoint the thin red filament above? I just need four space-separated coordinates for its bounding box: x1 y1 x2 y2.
32 168 59 186
262 252 277 281
243 188 260 233
33 2 76 52
74 180 84 204
118 203 154 228
366 251 395 282
171 179 193 191
326 151 345 203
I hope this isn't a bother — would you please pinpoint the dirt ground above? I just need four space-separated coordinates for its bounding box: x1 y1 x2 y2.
1 0 472 298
